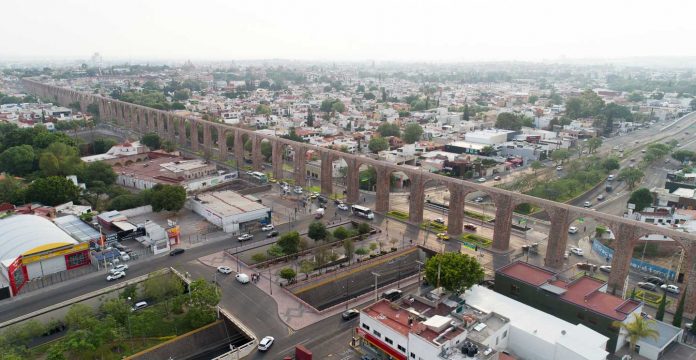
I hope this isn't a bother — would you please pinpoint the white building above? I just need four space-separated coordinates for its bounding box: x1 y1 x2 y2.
464 129 517 145
187 190 270 234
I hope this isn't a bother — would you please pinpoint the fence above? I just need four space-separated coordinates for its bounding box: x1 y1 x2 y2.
591 239 676 280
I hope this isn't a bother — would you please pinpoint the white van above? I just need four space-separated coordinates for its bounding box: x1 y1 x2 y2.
131 301 148 311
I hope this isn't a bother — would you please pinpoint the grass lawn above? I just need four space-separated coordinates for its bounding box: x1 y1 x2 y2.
387 210 409 221
460 233 492 247
464 210 493 222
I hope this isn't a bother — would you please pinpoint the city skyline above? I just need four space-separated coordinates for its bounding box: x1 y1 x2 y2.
2 0 695 63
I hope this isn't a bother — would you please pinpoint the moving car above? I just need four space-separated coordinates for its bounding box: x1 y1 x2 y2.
493 176 501 181
235 273 250 284
382 289 402 301
293 186 303 194
576 263 598 271
106 271 125 281
477 177 486 183
258 336 275 351
436 233 450 241
169 248 185 256
464 224 477 231
599 265 612 273
596 194 605 201
110 264 129 274
645 276 665 286
131 301 148 312
556 166 563 171
266 230 279 238
568 226 578 234
637 282 658 291
217 266 232 274
238 233 253 241
261 224 274 231
583 201 591 208
434 218 445 225
607 175 614 181
474 197 484 203
661 284 680 294
337 203 349 211
569 247 584 256
341 309 360 320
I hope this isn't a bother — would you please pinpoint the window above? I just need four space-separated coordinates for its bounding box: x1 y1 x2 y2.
67 252 87 267
362 323 370 331
385 337 393 345
510 284 520 296
503 330 508 338
398 345 406 353
589 317 597 325
411 353 415 359
373 330 381 337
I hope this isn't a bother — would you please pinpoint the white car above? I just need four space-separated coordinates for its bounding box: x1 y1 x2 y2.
110 264 129 274
599 265 612 273
235 273 250 284
120 251 130 261
477 177 486 183
293 186 303 194
568 226 578 234
583 201 591 208
106 271 125 281
261 224 274 231
337 203 349 211
556 165 563 171
238 233 253 241
570 247 584 256
661 284 680 294
217 266 232 274
258 336 275 351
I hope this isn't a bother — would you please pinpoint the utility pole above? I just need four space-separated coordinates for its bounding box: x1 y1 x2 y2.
371 272 381 302
416 261 424 289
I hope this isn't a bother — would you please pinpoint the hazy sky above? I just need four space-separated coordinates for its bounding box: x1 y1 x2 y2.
2 0 694 62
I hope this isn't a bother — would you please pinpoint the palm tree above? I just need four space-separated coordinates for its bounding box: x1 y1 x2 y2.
613 313 659 354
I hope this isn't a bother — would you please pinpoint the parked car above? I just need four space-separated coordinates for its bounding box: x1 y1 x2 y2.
434 218 445 225
341 309 360 320
337 203 349 211
235 273 250 284
261 224 274 231
568 226 578 234
645 276 665 286
266 230 279 238
477 177 486 183
637 282 658 291
120 251 131 261
110 264 129 274
464 224 477 231
131 301 148 312
576 263 598 271
169 248 185 256
474 197 484 203
607 175 614 181
217 266 232 274
106 271 125 281
583 201 591 208
493 176 501 181
258 336 275 351
238 233 253 241
382 289 402 301
569 247 584 256
556 166 563 171
661 284 680 294
599 265 612 273
293 186 303 194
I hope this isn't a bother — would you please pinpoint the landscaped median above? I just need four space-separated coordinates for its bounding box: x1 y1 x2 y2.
420 219 447 232
464 210 493 222
387 210 409 221
634 289 671 308
459 233 492 249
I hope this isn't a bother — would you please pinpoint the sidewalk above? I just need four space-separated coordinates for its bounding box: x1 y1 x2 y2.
198 251 419 331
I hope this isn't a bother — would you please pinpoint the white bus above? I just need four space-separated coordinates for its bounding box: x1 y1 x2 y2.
351 205 374 220
249 171 268 183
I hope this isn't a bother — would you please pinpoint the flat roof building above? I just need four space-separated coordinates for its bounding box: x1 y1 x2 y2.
188 190 271 234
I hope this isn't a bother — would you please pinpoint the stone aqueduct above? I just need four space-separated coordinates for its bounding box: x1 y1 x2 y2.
22 79 696 312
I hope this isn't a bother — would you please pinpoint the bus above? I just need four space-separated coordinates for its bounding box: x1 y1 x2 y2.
249 171 268 183
351 205 374 220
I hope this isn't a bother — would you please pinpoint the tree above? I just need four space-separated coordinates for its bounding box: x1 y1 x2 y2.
0 145 35 176
79 161 117 188
173 89 190 101
402 123 423 144
628 188 653 212
672 149 696 163
343 239 355 263
602 157 620 171
185 279 220 329
495 112 523 131
614 313 659 354
655 292 667 321
277 231 301 255
333 226 350 240
355 247 369 256
627 92 645 102
92 138 117 154
550 149 571 164
424 253 484 293
358 222 371 235
587 137 603 153
299 260 315 276
462 104 470 120
619 168 644 190
150 184 186 212
260 141 272 161
673 290 686 328
162 140 177 152
530 160 544 174
142 274 184 302
255 104 271 115
306 108 315 127
28 176 80 206
39 143 81 177
308 221 328 241
141 132 161 150
691 98 696 110
320 99 345 113
65 304 96 331
480 145 495 156
376 123 401 137
528 95 539 104
0 176 25 204
279 268 296 282
369 137 389 153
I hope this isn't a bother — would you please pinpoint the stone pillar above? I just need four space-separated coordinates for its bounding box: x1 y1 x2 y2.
294 147 307 187
447 184 464 236
178 118 187 146
346 158 360 204
203 123 212 152
167 114 176 142
234 130 244 167
320 152 333 195
272 142 283 180
190 121 199 152
491 194 514 251
683 244 696 313
607 223 641 296
375 166 391 213
218 128 228 161
250 136 262 171
544 207 571 268
409 173 424 224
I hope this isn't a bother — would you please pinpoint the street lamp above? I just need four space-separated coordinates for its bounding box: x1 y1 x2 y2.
371 271 381 302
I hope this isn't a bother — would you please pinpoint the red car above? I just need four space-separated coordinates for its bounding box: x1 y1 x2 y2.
464 224 477 231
